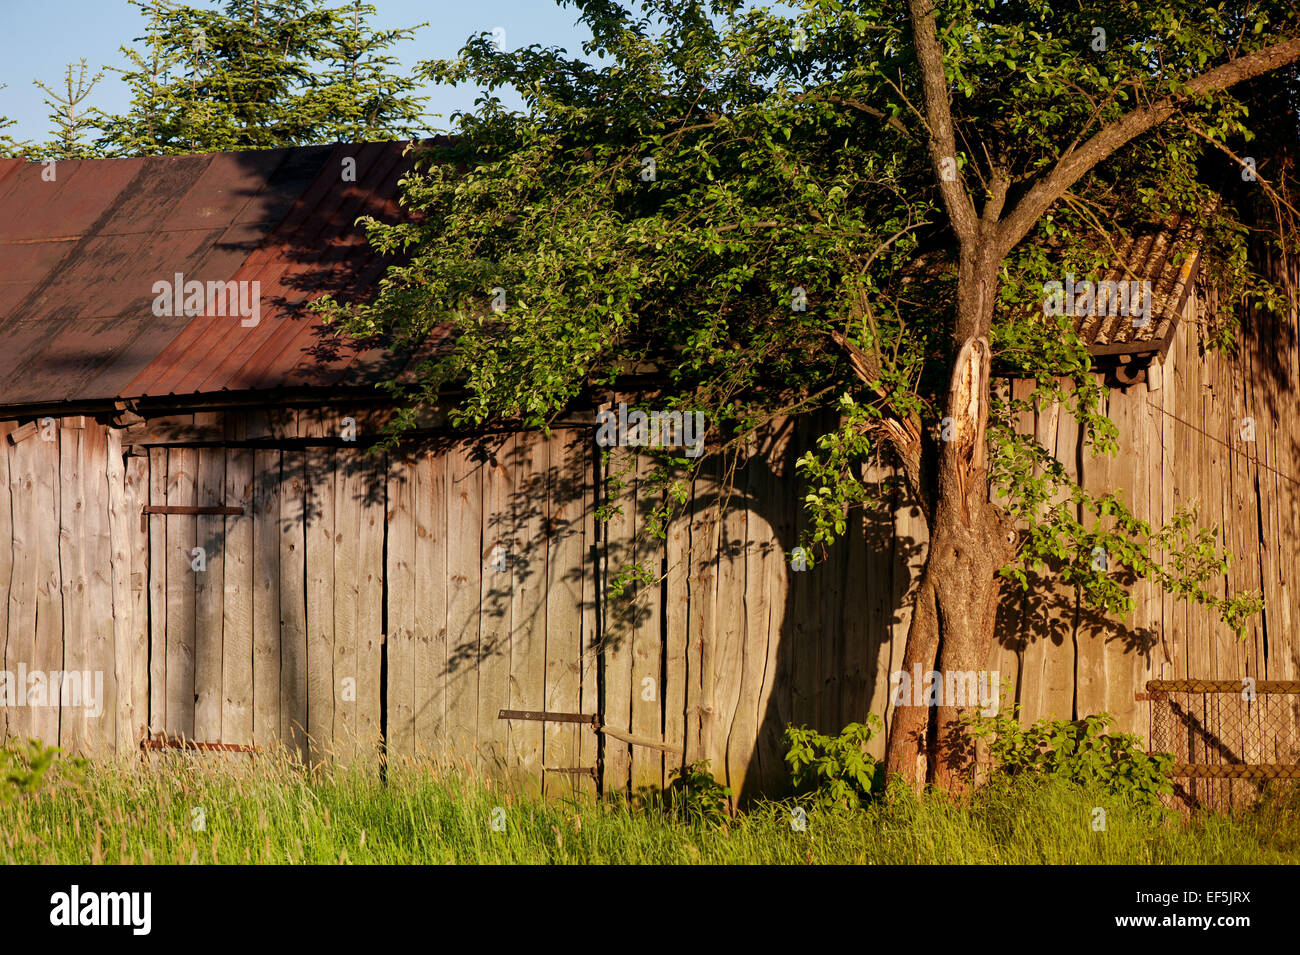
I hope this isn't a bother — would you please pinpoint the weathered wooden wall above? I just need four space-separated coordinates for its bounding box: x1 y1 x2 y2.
1 280 1296 802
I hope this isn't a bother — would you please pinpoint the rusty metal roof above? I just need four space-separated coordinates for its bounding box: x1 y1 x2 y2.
0 141 430 413
0 140 1209 414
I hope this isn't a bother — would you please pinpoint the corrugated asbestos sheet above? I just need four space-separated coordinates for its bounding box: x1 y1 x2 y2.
1068 210 1206 359
0 141 427 411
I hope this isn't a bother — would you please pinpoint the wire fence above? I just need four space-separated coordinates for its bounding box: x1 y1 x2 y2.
1147 679 1300 809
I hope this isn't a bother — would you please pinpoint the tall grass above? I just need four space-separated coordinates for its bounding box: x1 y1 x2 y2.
1 747 1296 864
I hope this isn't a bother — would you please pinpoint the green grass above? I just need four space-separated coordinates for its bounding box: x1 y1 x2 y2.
2 747 1297 864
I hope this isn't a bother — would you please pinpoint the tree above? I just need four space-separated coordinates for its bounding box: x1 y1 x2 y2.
317 0 1300 791
0 90 28 158
95 0 428 155
27 60 105 161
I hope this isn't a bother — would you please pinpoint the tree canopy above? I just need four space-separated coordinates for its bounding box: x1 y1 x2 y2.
2 0 428 160
321 0 1296 623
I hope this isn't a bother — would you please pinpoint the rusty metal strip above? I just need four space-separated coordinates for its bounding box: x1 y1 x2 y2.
498 708 598 726
1147 679 1300 694
141 734 261 754
498 708 685 756
1170 764 1300 780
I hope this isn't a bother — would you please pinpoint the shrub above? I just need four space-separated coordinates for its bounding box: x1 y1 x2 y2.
666 760 732 826
783 717 882 810
964 706 1173 809
1 736 68 802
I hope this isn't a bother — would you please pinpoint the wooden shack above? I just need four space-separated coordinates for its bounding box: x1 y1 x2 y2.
0 143 1295 802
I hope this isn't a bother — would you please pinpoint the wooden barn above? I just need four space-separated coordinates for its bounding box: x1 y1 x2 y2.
0 142 1296 802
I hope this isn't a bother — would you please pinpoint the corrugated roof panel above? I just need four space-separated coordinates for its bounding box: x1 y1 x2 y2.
0 140 431 410
1067 210 1206 359
175 142 410 395
92 155 214 237
0 159 143 242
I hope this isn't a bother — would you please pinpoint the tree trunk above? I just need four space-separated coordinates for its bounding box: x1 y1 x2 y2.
884 245 1015 791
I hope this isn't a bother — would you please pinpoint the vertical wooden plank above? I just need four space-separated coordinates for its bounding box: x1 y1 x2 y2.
1165 318 1185 686
887 450 929 740
684 453 719 767
631 449 664 792
729 434 770 800
57 423 86 751
164 444 196 740
576 435 599 796
126 452 149 750
194 439 225 744
356 451 385 766
83 426 116 755
814 458 847 739
385 451 416 762
662 436 693 784
332 446 361 763
222 446 254 747
1206 343 1236 810
1136 373 1166 744
477 435 515 775
860 459 896 764
279 448 308 760
546 431 590 794
1185 322 1211 805
147 447 167 737
1007 387 1044 725
0 422 12 742
5 428 38 742
746 421 794 796
1102 387 1140 734
987 378 1036 729
509 433 548 791
712 456 747 795
601 444 636 791
1227 352 1258 804
108 429 133 754
252 448 281 750
413 446 448 761
1045 388 1081 720
303 412 334 762
445 441 483 766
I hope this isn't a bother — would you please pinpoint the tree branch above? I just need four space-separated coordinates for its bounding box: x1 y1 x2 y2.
794 92 913 139
830 329 929 513
908 0 977 242
996 36 1300 258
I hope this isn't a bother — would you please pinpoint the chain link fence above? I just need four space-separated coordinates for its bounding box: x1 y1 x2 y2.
1147 679 1300 810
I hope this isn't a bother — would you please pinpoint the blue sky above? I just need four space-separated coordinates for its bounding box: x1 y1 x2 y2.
0 0 607 144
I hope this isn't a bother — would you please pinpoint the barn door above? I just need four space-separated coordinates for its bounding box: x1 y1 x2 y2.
143 444 255 748
144 436 386 762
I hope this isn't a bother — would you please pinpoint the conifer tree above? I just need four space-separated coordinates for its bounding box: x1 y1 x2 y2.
96 0 427 155
27 61 105 161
